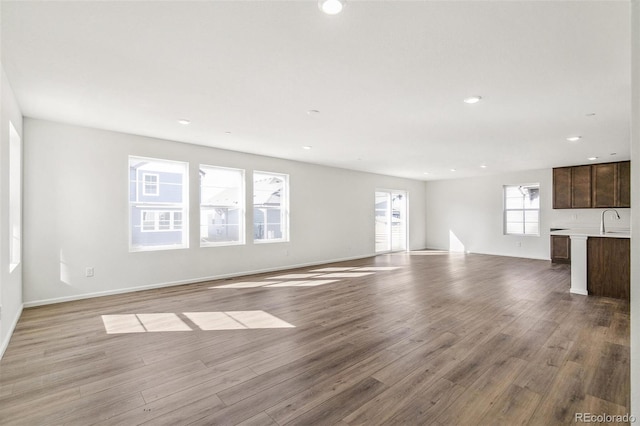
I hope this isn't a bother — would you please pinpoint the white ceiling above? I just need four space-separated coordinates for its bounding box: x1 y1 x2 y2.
1 0 631 180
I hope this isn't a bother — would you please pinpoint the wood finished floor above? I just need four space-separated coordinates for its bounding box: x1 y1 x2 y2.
0 252 630 425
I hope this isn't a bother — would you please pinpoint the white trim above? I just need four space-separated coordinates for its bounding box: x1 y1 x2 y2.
253 170 289 242
23 253 376 308
503 184 541 236
0 304 24 360
140 210 183 232
142 173 159 196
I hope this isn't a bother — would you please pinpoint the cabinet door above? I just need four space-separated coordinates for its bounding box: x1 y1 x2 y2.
553 167 572 209
550 235 570 263
617 161 631 208
571 166 592 208
592 162 617 208
587 237 630 300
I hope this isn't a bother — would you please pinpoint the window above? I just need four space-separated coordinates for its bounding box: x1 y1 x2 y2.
141 211 183 232
129 156 188 251
9 122 21 272
504 184 540 236
200 165 245 246
142 173 159 196
253 171 289 242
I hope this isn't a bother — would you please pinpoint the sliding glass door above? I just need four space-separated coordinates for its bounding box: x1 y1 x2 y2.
375 190 407 253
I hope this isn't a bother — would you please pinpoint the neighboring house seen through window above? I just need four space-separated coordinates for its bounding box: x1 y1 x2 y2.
200 165 245 246
141 211 183 232
253 171 289 242
504 184 540 236
129 156 189 251
142 173 159 196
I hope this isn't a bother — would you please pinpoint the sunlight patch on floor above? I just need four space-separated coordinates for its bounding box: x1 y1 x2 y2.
102 310 295 334
265 279 339 287
213 281 282 289
353 267 401 271
267 273 323 279
308 267 356 272
224 311 296 329
208 265 403 290
136 313 191 332
320 272 376 278
101 314 146 334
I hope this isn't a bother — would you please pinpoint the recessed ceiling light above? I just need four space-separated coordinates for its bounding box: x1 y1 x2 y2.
610 153 617 156
480 164 487 169
318 0 345 15
566 136 582 142
177 119 191 125
586 113 596 117
450 168 457 172
307 109 320 116
302 146 312 150
463 96 482 104
423 172 430 175
588 157 598 161
225 131 232 135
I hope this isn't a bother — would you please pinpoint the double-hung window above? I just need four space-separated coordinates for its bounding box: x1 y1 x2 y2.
200 165 245 246
504 184 540 236
129 156 189 251
142 173 159 196
9 122 21 271
253 171 289 242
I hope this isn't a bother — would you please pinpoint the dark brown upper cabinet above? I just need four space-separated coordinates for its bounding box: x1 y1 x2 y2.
552 161 630 209
571 165 592 208
617 161 631 207
552 167 572 209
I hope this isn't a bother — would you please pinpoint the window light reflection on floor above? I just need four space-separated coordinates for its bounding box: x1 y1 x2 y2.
101 310 295 334
267 273 322 279
309 267 356 272
214 281 283 289
319 272 376 278
209 265 404 290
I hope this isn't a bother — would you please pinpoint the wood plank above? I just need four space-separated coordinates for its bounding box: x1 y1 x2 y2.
0 253 629 424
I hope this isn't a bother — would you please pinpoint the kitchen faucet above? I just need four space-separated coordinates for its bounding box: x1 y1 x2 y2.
600 209 620 235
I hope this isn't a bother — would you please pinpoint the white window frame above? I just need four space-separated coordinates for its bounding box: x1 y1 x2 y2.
200 165 246 247
9 122 21 272
140 210 183 232
129 156 189 251
253 171 289 243
504 184 540 236
142 173 159 196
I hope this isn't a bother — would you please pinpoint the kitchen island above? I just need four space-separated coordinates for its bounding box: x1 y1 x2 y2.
550 228 630 299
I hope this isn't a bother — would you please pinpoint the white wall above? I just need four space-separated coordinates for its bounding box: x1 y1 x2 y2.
630 0 639 417
0 65 24 357
425 168 631 260
22 118 427 306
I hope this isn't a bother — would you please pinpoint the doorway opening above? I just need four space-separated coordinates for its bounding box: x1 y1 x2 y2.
375 190 408 253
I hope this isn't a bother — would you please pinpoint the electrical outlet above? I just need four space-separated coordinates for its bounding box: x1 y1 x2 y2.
85 267 94 277
516 241 522 247
571 214 578 220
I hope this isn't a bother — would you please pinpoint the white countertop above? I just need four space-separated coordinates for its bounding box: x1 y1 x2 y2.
550 228 631 238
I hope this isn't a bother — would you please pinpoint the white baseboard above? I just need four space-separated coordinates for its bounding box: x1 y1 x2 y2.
24 253 376 308
0 303 24 360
